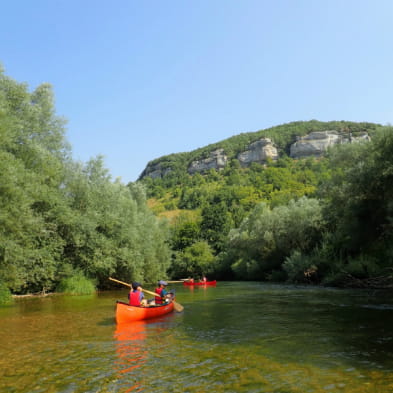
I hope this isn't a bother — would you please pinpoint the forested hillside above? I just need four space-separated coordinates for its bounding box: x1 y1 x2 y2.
1 66 392 298
139 120 378 180
0 68 171 296
140 121 393 287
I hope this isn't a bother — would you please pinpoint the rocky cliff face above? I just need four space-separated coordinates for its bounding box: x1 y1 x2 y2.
289 131 371 158
139 162 172 179
188 149 228 174
290 131 341 158
140 130 371 179
237 138 278 166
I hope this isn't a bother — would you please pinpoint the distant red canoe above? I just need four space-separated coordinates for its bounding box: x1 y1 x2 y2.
115 301 174 323
183 280 217 286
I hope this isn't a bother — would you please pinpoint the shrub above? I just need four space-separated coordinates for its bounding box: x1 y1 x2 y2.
283 250 318 283
0 282 13 305
56 271 96 295
345 255 382 278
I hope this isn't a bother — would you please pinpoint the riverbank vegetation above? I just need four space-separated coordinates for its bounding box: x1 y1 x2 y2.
141 124 393 288
1 67 392 295
0 67 170 295
56 271 96 295
0 283 12 305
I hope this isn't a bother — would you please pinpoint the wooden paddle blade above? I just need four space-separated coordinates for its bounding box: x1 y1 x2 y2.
173 301 184 312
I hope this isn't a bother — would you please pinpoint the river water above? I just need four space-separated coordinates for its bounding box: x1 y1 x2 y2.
0 282 392 393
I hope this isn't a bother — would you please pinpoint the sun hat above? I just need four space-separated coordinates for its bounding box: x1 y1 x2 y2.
158 280 168 286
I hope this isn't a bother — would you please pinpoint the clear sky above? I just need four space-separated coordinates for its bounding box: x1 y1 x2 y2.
1 0 392 183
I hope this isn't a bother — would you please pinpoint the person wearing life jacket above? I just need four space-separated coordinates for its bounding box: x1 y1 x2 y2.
155 280 169 304
129 282 147 307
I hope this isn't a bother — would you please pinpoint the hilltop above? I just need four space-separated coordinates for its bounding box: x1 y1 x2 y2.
139 120 378 180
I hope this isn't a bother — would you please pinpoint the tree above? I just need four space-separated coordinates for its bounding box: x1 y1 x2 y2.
319 127 393 278
225 197 324 280
169 241 215 278
200 201 233 253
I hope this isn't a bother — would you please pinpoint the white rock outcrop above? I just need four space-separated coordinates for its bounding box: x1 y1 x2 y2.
140 130 371 179
290 130 371 158
237 138 278 166
188 149 228 174
290 131 342 158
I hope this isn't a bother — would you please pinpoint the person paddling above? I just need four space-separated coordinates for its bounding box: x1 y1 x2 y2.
129 282 147 307
155 280 172 304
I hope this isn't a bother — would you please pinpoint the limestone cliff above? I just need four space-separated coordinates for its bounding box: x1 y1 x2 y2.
188 149 228 174
138 121 374 180
237 138 278 166
289 131 371 159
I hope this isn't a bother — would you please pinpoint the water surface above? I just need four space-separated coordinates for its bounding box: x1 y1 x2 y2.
0 282 392 392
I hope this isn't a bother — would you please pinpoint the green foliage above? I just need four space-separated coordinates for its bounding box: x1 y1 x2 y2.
201 201 233 253
318 126 393 280
171 219 201 251
140 120 379 186
345 255 382 279
142 121 392 286
283 251 317 283
0 67 172 294
226 197 324 279
3 66 391 289
0 282 13 305
231 258 263 280
169 241 215 278
56 271 96 295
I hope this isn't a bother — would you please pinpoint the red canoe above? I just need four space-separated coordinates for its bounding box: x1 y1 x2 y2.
115 301 174 323
183 280 217 286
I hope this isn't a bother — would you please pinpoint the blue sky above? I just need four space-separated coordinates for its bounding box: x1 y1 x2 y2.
2 0 393 182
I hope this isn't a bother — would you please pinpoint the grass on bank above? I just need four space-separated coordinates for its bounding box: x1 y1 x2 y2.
57 272 96 295
0 282 13 305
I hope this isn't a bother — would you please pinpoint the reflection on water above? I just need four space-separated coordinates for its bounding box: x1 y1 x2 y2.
115 321 147 392
114 317 172 392
0 284 393 392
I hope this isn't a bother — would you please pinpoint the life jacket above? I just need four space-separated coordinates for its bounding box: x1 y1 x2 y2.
155 288 164 304
129 291 141 306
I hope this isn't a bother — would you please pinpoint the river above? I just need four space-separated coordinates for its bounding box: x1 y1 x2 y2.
0 282 392 392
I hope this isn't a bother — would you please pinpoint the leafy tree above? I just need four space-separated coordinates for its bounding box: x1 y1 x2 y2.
319 127 393 279
225 197 324 280
200 201 233 253
171 220 201 251
169 241 215 278
0 67 172 293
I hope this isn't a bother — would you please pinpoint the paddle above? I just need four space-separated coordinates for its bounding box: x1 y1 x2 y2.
109 277 184 312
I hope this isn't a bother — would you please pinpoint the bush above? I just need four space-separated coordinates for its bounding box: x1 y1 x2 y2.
231 258 264 280
170 241 215 278
266 269 287 282
283 250 318 283
56 271 96 295
0 282 13 305
345 255 382 278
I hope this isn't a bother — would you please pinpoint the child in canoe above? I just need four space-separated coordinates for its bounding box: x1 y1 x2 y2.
129 282 148 307
154 280 174 304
